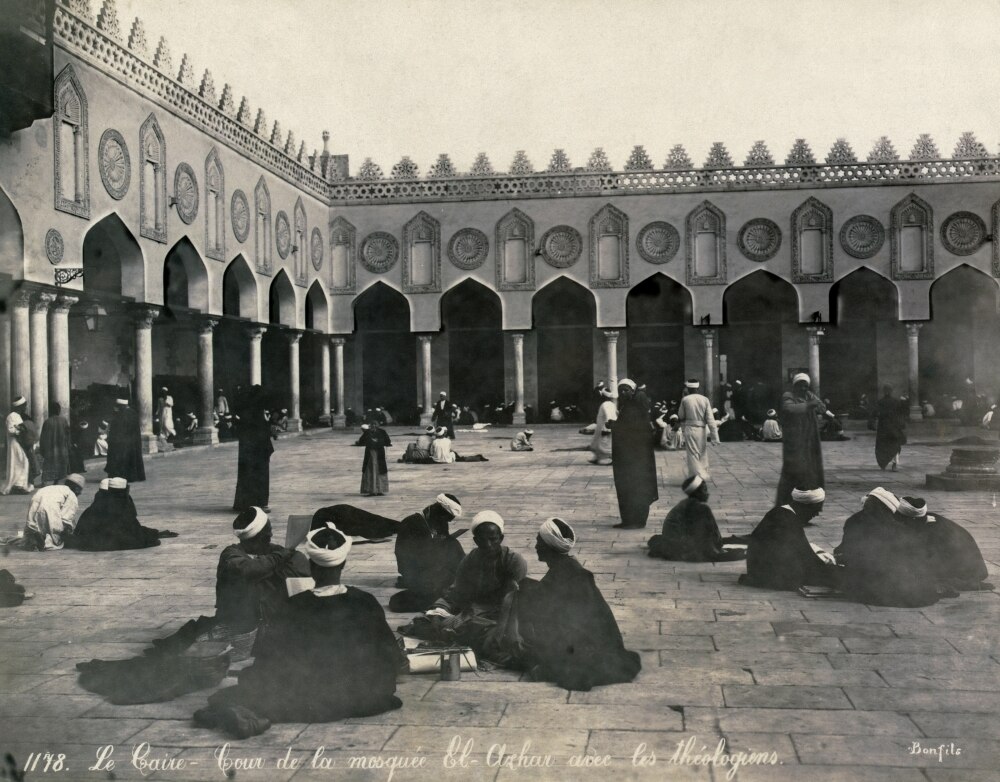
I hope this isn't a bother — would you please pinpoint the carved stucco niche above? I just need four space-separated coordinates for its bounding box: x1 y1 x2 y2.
890 193 934 280
685 201 726 285
495 208 535 292
204 148 225 261
790 197 833 282
402 211 441 293
589 204 629 288
293 197 307 285
53 63 90 218
329 216 356 293
254 176 272 274
139 113 167 243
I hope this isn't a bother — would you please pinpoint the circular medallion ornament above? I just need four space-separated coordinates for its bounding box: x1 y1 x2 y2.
275 211 291 259
447 228 488 270
231 189 250 243
737 218 782 262
98 128 130 200
311 227 324 271
45 228 64 265
839 215 885 259
636 221 680 264
360 231 399 274
540 225 583 268
173 163 198 224
941 211 986 256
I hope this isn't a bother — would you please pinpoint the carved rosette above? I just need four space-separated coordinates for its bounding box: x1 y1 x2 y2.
636 221 680 264
45 229 65 264
540 225 582 268
940 211 986 256
360 231 399 274
173 163 198 224
839 215 885 259
447 228 489 270
737 218 782 262
98 128 130 200
231 189 250 243
275 210 291 259
311 227 324 271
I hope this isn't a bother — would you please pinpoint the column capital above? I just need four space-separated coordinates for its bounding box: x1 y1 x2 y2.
699 326 716 342
53 294 79 313
31 292 56 313
287 331 303 346
132 305 161 329
247 324 267 341
198 317 220 335
603 329 620 343
417 334 434 345
806 325 826 344
905 321 923 336
330 336 347 347
12 289 32 308
510 331 525 345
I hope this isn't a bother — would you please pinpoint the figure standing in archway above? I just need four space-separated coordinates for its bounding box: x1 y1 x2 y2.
106 398 145 483
776 374 825 506
873 385 908 471
609 379 659 529
233 386 273 512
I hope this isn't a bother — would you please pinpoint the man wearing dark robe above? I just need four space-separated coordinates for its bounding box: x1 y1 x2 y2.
194 523 403 739
39 402 71 485
69 420 89 474
731 379 746 420
740 487 840 591
873 385 908 470
517 518 640 691
432 391 455 438
233 386 273 512
775 373 825 505
896 497 990 594
389 493 465 612
609 378 659 529
66 477 172 551
834 488 939 608
648 475 747 562
106 398 145 482
359 423 392 496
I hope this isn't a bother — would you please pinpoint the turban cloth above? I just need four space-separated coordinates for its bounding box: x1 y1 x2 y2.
683 475 704 495
98 479 110 491
792 373 810 386
234 506 269 540
600 388 614 399
766 409 777 418
108 477 128 489
304 523 352 566
618 379 637 391
12 396 26 407
435 427 448 436
538 517 575 553
863 486 899 512
791 487 825 504
684 379 700 389
470 510 504 534
65 474 86 490
897 497 928 518
115 398 129 406
436 493 462 518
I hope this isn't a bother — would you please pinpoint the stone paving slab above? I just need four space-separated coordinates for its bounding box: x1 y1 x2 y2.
1 423 999 780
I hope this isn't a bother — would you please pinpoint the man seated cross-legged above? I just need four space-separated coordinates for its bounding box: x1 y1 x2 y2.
647 475 747 562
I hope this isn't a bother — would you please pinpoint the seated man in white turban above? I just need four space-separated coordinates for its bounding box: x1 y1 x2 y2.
648 475 747 562
23 473 86 550
739 487 841 591
401 511 527 661
761 409 783 441
516 518 641 691
390 493 466 612
401 425 437 463
194 524 403 738
510 429 534 451
430 427 457 464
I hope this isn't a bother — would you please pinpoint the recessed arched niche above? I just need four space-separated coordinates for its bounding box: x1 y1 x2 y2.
53 64 90 218
589 204 629 287
329 216 356 293
791 196 833 282
685 201 726 285
891 193 934 280
495 208 535 291
139 113 166 243
402 211 441 293
204 148 225 261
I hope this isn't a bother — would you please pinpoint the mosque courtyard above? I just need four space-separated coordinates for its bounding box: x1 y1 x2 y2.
1 422 999 782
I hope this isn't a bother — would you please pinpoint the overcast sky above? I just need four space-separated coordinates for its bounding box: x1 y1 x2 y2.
117 0 1000 175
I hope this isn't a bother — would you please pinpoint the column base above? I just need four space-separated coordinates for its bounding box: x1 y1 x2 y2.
286 418 303 433
141 432 159 455
909 405 923 422
318 414 332 426
332 414 347 428
513 411 526 426
420 412 433 427
193 427 219 446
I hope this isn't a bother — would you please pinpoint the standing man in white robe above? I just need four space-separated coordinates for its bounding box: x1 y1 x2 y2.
589 388 616 464
677 379 718 481
1 396 32 495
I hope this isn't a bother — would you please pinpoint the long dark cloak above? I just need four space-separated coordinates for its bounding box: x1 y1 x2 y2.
360 427 391 474
39 415 70 483
874 395 908 468
66 487 162 551
740 505 839 591
105 407 145 482
911 513 989 592
611 397 659 515
775 391 824 505
311 504 399 539
517 556 640 691
232 396 273 511
648 496 744 562
389 510 465 611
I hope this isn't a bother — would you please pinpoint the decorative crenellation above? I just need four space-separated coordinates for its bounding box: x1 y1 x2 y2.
236 97 251 125
909 133 939 160
825 138 857 165
704 142 733 169
391 156 419 179
785 139 816 166
953 131 988 159
126 17 147 56
586 147 612 173
95 0 121 41
429 153 456 178
152 35 171 72
357 158 383 181
547 149 572 173
198 69 216 105
867 136 898 163
744 140 774 166
297 140 307 163
177 52 195 86
509 150 534 175
664 144 692 170
624 145 654 172
284 130 296 157
218 84 236 117
469 152 494 177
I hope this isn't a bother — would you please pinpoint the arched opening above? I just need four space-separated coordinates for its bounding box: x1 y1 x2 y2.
721 271 798 418
441 279 504 411
923 265 1000 409
824 269 899 410
261 271 297 410
626 273 692 400
0 187 24 279
82 213 144 299
268 270 296 327
532 277 595 412
216 255 258 410
222 255 257 320
354 282 415 418
302 281 330 424
163 237 209 312
305 280 328 331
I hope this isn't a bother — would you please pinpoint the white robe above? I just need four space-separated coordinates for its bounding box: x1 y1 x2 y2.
25 484 79 550
590 400 617 460
430 437 456 464
158 396 176 438
762 419 783 441
1 412 31 495
678 393 718 480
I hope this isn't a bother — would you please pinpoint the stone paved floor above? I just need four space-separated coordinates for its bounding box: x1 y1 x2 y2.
1 423 999 782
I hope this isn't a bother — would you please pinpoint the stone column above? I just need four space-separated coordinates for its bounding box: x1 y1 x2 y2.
906 322 923 421
332 337 346 427
49 295 78 421
247 325 265 386
604 330 619 397
512 332 526 426
806 326 824 399
287 332 303 432
133 306 160 454
194 318 219 445
418 335 433 426
30 292 55 420
700 328 716 402
319 337 332 425
10 290 31 406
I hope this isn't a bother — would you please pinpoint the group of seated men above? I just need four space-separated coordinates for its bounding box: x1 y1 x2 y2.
398 426 488 463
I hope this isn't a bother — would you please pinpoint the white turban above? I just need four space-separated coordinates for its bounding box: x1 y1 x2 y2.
791 487 825 504
683 475 704 495
897 497 927 519
436 493 462 518
108 477 128 490
538 518 575 553
792 373 810 386
115 398 129 406
424 425 435 434
360 424 370 431
65 473 86 490
435 426 448 436
618 379 636 390
600 387 614 399
304 523 352 566
470 510 504 534
766 409 777 418
234 506 269 540
99 478 110 491
12 396 26 407
863 487 899 513
685 379 700 389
